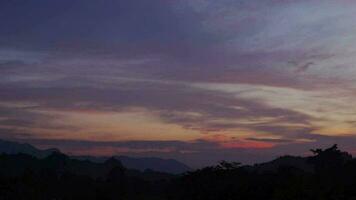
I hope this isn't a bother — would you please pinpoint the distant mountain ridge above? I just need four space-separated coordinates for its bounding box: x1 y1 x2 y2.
73 155 191 174
0 151 175 181
249 155 313 173
0 139 190 174
0 139 59 158
116 155 190 174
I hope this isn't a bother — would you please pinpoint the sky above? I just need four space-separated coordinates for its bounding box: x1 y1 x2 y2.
2 0 356 168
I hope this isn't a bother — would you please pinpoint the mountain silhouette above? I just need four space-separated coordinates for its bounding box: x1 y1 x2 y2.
0 139 190 174
116 156 190 174
250 155 313 173
0 151 174 199
0 144 356 199
0 139 59 158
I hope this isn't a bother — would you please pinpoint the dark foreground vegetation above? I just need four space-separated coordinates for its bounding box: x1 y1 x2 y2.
1 145 356 199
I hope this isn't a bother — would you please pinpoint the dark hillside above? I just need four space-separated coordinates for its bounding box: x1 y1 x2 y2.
1 144 356 200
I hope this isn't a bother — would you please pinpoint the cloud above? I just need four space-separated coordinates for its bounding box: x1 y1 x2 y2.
0 104 80 134
0 78 313 139
0 49 45 63
295 62 315 73
0 0 349 89
2 0 353 91
246 137 294 143
2 0 356 166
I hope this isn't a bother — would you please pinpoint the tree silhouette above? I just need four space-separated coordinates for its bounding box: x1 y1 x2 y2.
0 144 356 200
309 144 352 173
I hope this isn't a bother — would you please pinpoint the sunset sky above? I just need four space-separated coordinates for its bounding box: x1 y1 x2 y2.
2 0 356 167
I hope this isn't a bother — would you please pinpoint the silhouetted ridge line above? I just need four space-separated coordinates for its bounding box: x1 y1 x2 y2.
1 143 355 199
0 139 190 174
